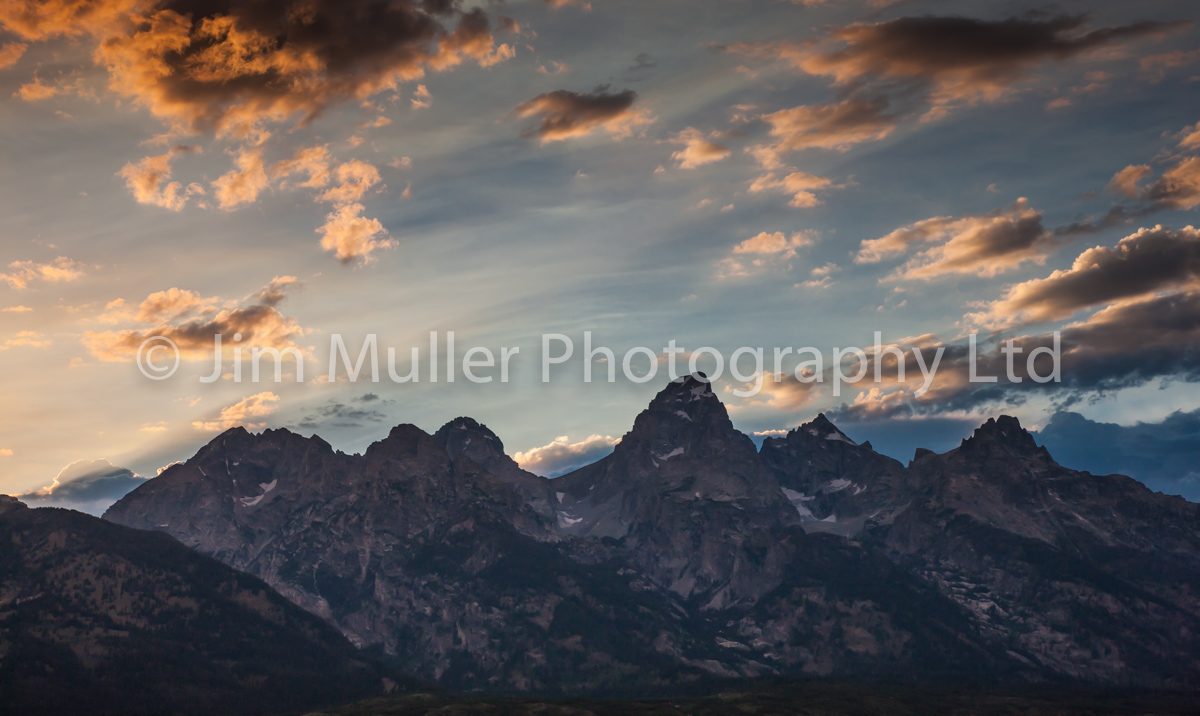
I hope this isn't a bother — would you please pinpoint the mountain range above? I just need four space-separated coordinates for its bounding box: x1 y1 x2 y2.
0 495 395 716
97 375 1200 694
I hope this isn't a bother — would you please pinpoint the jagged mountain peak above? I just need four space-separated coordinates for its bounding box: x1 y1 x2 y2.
644 372 720 415
433 416 507 458
620 372 754 463
794 413 859 446
958 415 1045 459
432 416 550 493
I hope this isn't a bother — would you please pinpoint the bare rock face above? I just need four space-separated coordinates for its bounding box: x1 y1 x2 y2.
433 417 558 523
879 416 1200 686
104 383 1200 691
760 414 909 537
554 375 800 609
0 499 389 716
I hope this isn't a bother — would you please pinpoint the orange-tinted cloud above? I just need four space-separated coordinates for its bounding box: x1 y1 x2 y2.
317 202 394 264
82 276 305 361
733 230 814 258
968 225 1200 329
513 434 619 476
270 145 332 189
858 198 1056 279
135 287 217 323
718 231 815 278
515 87 651 142
1 330 52 350
1 256 84 288
316 160 382 204
751 98 895 168
670 127 730 169
1 0 513 139
118 151 204 211
212 148 269 210
193 391 279 431
0 41 27 68
749 171 836 208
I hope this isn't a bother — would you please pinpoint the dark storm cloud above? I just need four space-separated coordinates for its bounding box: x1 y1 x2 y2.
1035 410 1200 501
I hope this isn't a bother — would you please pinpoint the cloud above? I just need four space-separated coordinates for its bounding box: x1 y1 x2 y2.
0 0 141 40
718 231 815 278
411 83 431 109
0 41 26 68
316 160 382 204
968 225 1200 328
730 372 821 411
514 434 619 477
1145 157 1200 211
193 392 280 431
734 230 814 258
749 97 896 168
0 449 12 456
515 87 650 142
294 399 387 430
773 15 1175 116
16 458 147 516
119 151 204 211
271 145 332 189
670 127 730 169
2 305 33 312
1140 48 1200 82
317 202 394 264
212 148 269 210
135 287 218 322
1036 410 1200 501
82 276 305 361
857 198 1057 279
0 1 515 139
832 281 1200 420
14 74 59 100
1 330 51 350
749 171 836 207
0 256 84 289
1179 122 1200 151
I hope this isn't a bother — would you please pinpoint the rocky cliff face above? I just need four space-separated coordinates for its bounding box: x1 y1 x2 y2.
759 413 909 537
555 375 801 609
104 378 1200 690
878 416 1200 686
0 496 389 716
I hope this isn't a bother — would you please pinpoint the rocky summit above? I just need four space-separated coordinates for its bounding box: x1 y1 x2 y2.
104 375 1200 692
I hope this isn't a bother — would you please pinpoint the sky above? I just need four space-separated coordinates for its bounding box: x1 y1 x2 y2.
3 0 1200 511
